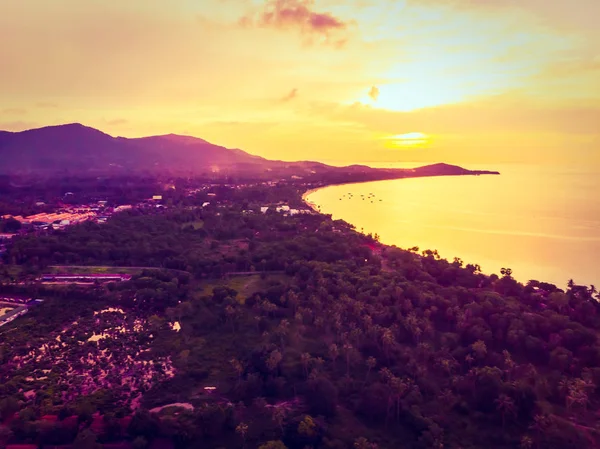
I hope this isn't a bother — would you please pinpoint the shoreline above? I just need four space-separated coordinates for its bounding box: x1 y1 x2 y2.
300 174 597 288
301 188 322 213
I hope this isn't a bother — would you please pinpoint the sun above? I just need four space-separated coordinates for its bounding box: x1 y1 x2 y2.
386 132 430 147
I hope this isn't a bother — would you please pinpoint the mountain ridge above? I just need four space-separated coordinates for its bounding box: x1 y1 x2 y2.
0 123 500 180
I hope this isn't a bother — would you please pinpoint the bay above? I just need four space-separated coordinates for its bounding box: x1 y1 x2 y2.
305 163 600 288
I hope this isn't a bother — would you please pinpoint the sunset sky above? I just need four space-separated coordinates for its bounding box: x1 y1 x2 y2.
1 0 599 166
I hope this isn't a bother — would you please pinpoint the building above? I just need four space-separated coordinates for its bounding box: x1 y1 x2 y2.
0 294 32 304
40 274 132 283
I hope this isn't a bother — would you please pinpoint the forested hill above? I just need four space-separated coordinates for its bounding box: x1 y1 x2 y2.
0 124 499 181
0 184 598 449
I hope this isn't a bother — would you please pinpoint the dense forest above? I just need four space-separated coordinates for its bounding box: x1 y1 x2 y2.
1 185 599 449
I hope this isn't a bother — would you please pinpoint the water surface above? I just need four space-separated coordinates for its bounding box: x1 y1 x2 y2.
306 164 600 288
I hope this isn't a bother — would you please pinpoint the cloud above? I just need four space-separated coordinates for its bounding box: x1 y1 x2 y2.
241 0 349 44
2 108 27 115
367 86 379 101
281 88 298 102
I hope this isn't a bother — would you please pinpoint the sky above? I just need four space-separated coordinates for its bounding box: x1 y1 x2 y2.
1 0 599 166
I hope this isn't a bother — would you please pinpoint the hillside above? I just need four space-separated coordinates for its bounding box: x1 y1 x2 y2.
0 124 499 180
0 184 598 449
0 123 268 175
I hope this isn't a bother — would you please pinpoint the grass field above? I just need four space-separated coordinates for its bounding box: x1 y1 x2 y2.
47 266 141 274
195 273 289 303
181 220 204 230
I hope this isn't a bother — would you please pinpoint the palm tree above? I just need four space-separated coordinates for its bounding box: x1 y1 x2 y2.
529 414 549 449
343 343 353 376
465 353 474 367
271 407 286 434
329 343 339 365
520 436 533 449
471 340 487 360
354 437 377 449
558 378 571 405
568 279 575 289
266 350 282 375
381 328 394 361
365 356 377 384
494 394 515 429
230 358 244 385
438 389 457 411
236 422 249 448
300 353 311 379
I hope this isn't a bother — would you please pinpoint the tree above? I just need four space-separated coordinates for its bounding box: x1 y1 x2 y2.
354 437 378 449
132 436 149 449
272 407 286 434
266 350 283 375
73 429 102 449
258 441 287 449
365 356 377 384
520 435 533 449
529 414 550 449
343 343 354 375
494 394 515 429
381 328 394 361
0 425 13 447
230 358 244 384
1 217 21 233
471 340 487 360
236 422 249 448
300 353 311 379
328 344 339 365
306 377 338 417
298 415 317 438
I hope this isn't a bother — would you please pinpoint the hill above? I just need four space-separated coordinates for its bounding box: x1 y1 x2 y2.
0 123 268 175
0 124 499 180
0 185 598 449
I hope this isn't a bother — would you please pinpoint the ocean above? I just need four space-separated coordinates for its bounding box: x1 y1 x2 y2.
305 163 600 288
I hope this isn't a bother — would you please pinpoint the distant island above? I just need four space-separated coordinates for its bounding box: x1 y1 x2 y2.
0 124 499 185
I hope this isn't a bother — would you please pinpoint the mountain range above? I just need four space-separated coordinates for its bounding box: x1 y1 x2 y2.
0 123 499 180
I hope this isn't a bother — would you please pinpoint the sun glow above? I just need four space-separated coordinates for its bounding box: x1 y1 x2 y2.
387 132 430 147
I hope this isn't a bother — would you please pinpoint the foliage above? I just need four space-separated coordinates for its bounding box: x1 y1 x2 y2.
1 184 599 449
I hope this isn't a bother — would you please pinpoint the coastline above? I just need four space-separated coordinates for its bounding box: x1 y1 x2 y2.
300 171 599 288
301 188 322 213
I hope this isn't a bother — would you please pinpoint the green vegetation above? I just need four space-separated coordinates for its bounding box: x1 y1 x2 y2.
0 184 599 449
